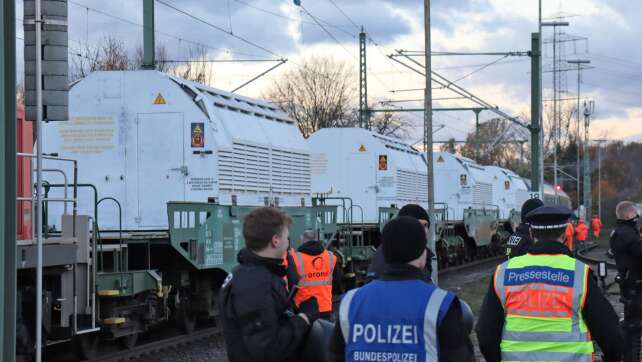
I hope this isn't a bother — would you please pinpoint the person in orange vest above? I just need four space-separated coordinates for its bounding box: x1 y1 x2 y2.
292 229 342 319
575 218 589 250
591 214 603 239
564 221 574 252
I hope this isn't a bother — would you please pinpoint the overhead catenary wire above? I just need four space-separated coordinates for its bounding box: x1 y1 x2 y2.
67 0 266 58
155 0 281 58
451 55 509 83
232 0 354 37
297 4 395 94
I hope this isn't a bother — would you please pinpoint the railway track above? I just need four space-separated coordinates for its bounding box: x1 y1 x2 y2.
576 243 617 268
87 326 222 362
438 255 504 278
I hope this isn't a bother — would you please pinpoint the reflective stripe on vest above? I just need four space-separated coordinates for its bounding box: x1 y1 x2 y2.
294 251 334 287
494 254 593 361
339 281 452 362
293 250 336 312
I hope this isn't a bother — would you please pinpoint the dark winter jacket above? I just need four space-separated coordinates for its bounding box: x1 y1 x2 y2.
505 222 533 259
220 248 310 362
610 219 642 282
365 245 433 282
476 240 623 362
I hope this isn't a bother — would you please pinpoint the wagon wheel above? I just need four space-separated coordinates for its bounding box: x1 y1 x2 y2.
120 332 139 350
75 333 100 360
176 306 197 334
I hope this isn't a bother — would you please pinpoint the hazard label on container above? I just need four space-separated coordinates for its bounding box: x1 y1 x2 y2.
153 93 166 105
378 155 388 171
191 122 204 148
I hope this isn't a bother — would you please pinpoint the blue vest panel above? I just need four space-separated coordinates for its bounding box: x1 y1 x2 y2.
340 280 454 362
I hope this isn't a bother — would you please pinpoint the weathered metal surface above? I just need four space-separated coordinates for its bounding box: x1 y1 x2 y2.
167 202 338 273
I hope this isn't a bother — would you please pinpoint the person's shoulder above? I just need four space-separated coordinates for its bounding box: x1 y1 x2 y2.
226 263 273 293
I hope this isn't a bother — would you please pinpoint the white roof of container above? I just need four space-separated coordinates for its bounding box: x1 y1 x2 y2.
165 74 307 152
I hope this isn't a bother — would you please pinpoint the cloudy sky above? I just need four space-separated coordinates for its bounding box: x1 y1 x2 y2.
15 0 642 143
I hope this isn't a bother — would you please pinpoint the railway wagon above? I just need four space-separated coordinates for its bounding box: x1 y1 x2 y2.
432 152 503 265
28 70 338 358
306 129 507 273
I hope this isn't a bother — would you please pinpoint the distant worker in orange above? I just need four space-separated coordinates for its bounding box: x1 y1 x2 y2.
575 218 589 250
591 214 603 239
292 229 342 320
564 221 574 251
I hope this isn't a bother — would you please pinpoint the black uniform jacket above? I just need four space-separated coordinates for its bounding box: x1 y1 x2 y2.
328 264 475 362
220 248 310 362
505 223 533 259
610 219 642 281
476 240 623 362
296 240 344 295
365 245 433 282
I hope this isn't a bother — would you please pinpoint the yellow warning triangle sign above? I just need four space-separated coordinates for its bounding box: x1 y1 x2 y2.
153 93 166 105
358 144 366 152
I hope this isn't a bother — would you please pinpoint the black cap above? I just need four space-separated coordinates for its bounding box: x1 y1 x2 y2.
398 204 430 228
521 198 544 222
382 216 426 264
525 205 573 230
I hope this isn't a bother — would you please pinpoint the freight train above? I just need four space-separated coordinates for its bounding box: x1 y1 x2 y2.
17 70 571 358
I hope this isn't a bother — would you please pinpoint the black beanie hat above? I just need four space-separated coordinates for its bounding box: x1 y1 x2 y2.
382 216 427 264
521 198 544 222
398 204 430 228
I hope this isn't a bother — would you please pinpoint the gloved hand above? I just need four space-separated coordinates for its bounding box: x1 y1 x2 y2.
298 297 320 324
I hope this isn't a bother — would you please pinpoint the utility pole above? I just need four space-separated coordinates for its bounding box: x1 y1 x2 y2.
474 108 482 161
583 100 595 224
35 0 44 360
142 0 155 69
594 139 607 220
359 28 370 129
568 59 590 207
1 1 17 361
423 0 437 285
530 32 542 194
541 20 569 200
538 0 544 195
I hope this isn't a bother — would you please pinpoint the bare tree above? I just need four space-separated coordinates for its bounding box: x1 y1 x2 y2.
440 138 457 154
265 56 356 138
168 46 214 84
133 43 174 73
460 117 527 169
69 34 130 81
542 102 576 158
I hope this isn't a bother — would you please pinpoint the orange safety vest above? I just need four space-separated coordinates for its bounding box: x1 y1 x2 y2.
292 250 336 313
591 217 602 238
564 223 574 251
575 222 589 241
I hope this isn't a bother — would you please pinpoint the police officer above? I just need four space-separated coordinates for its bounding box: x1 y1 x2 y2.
366 204 434 282
477 205 623 362
292 229 343 319
329 216 475 361
610 201 642 283
505 198 544 259
610 200 642 356
220 207 320 362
